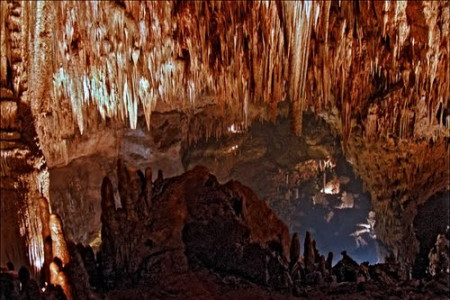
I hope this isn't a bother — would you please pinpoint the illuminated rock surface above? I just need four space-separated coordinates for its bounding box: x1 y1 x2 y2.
0 0 449 298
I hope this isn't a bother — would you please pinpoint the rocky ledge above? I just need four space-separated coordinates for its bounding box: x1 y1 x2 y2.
1 162 449 299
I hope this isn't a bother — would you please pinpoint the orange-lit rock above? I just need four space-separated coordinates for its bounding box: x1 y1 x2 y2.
0 0 449 296
49 261 72 300
39 197 52 283
49 214 70 267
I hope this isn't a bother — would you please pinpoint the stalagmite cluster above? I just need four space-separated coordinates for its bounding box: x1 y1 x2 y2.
36 196 73 300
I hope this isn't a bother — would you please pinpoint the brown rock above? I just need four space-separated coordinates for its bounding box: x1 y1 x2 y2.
39 197 52 283
0 87 14 100
0 101 18 129
98 164 293 296
116 159 130 210
304 231 316 273
144 167 152 209
319 255 327 276
49 261 72 300
326 251 333 272
0 131 20 140
49 214 70 267
290 232 300 266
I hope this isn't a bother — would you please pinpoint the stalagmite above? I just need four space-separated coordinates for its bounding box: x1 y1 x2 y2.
100 176 118 290
290 232 300 267
128 170 144 220
326 252 333 272
49 261 72 300
38 197 52 283
319 255 327 276
117 158 130 210
304 231 316 273
49 214 70 267
101 177 116 214
145 167 152 209
155 169 164 186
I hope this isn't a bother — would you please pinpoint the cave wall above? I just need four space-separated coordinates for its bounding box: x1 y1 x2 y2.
49 112 187 246
0 1 48 274
413 191 450 277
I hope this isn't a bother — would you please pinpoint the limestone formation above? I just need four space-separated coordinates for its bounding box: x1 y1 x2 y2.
304 231 316 273
100 177 119 290
290 232 300 267
428 234 450 277
49 261 72 300
144 167 152 209
39 197 52 283
326 252 333 273
116 159 131 211
0 1 449 297
155 169 163 186
1 166 450 299
49 215 70 267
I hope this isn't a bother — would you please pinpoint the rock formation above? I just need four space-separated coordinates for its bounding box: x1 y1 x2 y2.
0 1 449 297
49 215 70 268
1 164 449 299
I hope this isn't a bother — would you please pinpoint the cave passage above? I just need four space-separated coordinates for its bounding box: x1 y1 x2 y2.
1 1 449 299
184 114 379 265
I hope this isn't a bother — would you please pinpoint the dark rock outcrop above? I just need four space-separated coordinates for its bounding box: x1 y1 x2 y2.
99 164 293 298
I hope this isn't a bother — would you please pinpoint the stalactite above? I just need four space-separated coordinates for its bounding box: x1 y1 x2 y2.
287 1 318 136
35 1 449 141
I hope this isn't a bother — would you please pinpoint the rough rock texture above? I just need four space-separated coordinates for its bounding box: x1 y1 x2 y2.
0 0 49 274
342 120 448 268
183 114 340 226
100 164 292 296
26 1 449 142
3 165 449 299
96 164 450 299
78 163 450 299
413 192 450 277
48 111 187 247
1 0 449 282
319 106 449 267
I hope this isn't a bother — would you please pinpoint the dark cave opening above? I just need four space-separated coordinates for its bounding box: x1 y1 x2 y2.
413 191 450 278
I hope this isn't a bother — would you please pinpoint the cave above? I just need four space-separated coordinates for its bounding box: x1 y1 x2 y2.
0 1 449 299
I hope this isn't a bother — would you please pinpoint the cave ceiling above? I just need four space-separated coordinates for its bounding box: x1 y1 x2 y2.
22 1 448 143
